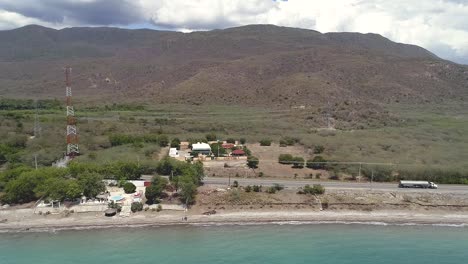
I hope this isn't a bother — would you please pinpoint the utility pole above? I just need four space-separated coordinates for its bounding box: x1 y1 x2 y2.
358 162 362 182
34 154 38 170
33 99 41 138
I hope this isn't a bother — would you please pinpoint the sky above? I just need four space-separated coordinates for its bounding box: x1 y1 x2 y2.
0 0 467 64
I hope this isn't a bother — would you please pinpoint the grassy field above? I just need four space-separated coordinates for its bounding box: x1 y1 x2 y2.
1 100 467 173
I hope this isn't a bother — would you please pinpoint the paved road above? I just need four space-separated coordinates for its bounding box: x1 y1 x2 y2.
203 177 468 194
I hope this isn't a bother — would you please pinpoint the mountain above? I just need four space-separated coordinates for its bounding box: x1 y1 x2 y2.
0 24 467 110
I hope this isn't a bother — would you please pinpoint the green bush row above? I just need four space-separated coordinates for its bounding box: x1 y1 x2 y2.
109 134 169 147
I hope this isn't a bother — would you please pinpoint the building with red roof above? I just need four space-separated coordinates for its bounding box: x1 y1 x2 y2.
222 143 235 149
231 149 246 156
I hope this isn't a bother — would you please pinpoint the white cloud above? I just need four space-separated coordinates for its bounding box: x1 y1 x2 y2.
0 9 59 29
0 0 467 63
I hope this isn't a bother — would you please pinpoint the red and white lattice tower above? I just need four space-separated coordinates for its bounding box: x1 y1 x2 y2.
65 66 79 158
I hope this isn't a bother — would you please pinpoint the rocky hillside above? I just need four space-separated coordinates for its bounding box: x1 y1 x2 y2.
0 24 467 109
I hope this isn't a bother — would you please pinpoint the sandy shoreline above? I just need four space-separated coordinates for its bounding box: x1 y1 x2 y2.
1 210 468 232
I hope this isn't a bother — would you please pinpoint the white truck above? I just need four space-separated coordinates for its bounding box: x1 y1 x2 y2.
398 180 438 189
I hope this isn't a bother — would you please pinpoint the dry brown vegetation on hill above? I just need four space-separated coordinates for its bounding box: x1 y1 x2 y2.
0 24 466 112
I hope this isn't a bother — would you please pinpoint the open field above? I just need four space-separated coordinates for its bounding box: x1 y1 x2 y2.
1 100 468 175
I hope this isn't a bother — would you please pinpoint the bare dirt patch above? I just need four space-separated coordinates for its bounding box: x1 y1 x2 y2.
248 143 326 178
193 185 468 214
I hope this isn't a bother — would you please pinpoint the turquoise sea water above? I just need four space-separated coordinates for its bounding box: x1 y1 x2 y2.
1 224 467 264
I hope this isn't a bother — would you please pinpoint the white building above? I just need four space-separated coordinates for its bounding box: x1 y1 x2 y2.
191 142 211 156
169 148 179 157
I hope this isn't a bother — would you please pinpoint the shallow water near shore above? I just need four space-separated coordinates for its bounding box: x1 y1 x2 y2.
1 224 467 264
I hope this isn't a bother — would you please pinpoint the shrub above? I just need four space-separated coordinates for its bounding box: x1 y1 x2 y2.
280 137 299 146
313 145 325 154
131 202 143 212
279 140 287 147
301 184 325 195
328 171 340 180
273 183 284 191
292 157 305 168
232 180 239 188
242 146 252 156
245 185 252 192
226 138 236 144
258 172 264 177
156 204 162 212
306 156 327 170
240 138 246 144
266 186 277 194
259 139 272 146
108 201 122 212
278 154 294 164
123 182 136 194
88 152 97 160
252 185 262 192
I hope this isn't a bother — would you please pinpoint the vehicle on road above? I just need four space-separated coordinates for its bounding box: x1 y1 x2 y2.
398 180 438 189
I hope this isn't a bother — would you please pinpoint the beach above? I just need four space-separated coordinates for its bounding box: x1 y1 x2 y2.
2 186 468 232
1 209 468 232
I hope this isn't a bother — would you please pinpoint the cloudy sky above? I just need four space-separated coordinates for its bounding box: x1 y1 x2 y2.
0 0 467 64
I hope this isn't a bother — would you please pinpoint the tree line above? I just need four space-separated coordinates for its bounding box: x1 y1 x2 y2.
109 134 169 147
0 158 205 205
0 98 62 110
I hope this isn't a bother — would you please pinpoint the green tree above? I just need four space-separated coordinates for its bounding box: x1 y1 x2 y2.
179 176 197 205
205 133 217 141
226 138 236 144
3 173 39 203
123 182 136 194
65 180 82 200
306 156 327 170
240 138 246 145
156 157 175 175
113 162 142 180
158 135 169 147
210 143 226 157
145 185 161 204
292 157 305 168
170 138 181 149
145 176 168 204
247 156 259 169
44 178 69 201
78 172 105 198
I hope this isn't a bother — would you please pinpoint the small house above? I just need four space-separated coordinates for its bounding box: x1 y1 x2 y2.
169 148 179 157
179 141 190 150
